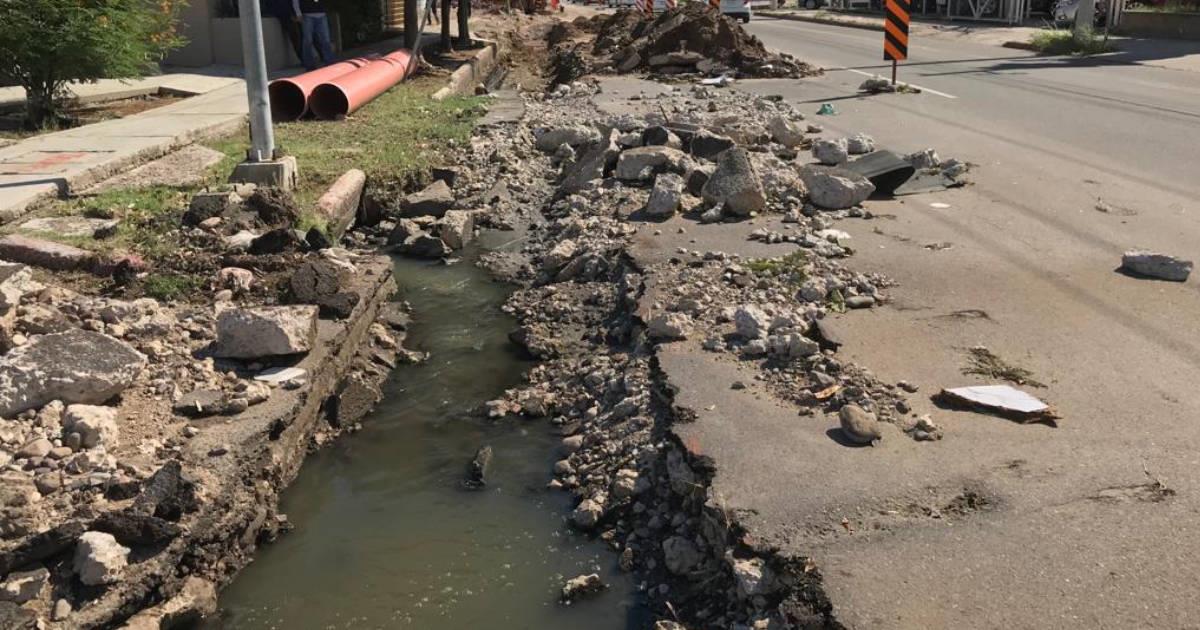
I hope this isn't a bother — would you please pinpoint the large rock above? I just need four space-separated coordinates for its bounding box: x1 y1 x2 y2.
0 330 146 417
396 232 451 259
647 312 691 341
688 129 736 161
212 306 318 359
0 568 48 604
701 149 766 216
63 404 119 449
183 191 240 226
289 260 359 319
734 305 771 339
0 263 31 312
645 173 685 218
839 404 882 445
0 235 94 272
401 180 455 218
1121 250 1193 282
437 210 476 250
768 115 805 148
662 536 704 575
614 146 689 181
847 133 876 155
559 130 620 195
812 137 849 165
73 531 129 586
799 165 876 210
534 125 602 153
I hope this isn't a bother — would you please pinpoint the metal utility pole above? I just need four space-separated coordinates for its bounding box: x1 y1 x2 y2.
404 0 419 49
1074 0 1096 42
457 0 471 48
236 0 275 162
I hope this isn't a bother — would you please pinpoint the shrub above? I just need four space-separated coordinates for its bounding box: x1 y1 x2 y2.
0 0 186 129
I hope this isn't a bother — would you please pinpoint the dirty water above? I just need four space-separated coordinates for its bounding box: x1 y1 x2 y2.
202 232 644 629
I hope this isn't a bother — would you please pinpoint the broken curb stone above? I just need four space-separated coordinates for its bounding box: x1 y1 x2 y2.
401 180 455 217
812 137 849 165
212 305 318 359
645 173 685 218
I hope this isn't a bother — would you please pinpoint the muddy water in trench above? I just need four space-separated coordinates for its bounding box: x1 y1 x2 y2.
203 234 643 629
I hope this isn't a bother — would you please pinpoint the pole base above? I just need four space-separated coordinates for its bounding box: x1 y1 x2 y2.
229 156 299 191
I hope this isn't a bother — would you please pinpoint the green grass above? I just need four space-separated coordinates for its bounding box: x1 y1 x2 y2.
1029 28 1116 56
209 79 485 207
746 250 809 282
141 273 202 301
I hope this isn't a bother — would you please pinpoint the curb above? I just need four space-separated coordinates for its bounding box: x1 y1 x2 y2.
1001 40 1038 51
757 11 883 32
432 40 500 101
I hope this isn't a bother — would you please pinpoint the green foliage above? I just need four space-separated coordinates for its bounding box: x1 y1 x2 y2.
0 0 186 128
141 273 200 301
746 250 809 284
1029 28 1115 56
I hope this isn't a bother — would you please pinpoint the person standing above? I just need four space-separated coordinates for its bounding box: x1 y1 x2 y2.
292 0 335 71
263 0 303 64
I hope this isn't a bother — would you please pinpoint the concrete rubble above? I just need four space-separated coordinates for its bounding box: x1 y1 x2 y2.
0 158 413 626
343 58 983 627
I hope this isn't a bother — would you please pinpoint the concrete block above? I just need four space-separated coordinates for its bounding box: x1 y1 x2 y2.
229 155 298 191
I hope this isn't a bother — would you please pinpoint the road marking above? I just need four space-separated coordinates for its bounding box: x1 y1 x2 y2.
842 67 958 99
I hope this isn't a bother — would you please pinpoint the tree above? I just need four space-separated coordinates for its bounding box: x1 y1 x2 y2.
0 0 185 129
440 0 452 49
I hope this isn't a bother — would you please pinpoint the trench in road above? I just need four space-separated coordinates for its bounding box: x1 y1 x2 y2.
200 231 646 629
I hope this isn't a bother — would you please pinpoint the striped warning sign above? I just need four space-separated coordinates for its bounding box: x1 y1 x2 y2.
665 0 676 9
883 0 910 61
642 0 654 16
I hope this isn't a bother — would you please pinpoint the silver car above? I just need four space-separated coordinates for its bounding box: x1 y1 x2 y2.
1053 0 1108 26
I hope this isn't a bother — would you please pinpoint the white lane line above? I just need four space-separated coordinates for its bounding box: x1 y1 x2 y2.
841 67 958 99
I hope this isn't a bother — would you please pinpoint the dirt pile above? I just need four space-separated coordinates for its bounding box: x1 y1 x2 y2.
563 5 820 79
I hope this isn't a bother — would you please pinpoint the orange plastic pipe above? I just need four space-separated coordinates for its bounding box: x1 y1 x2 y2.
308 49 415 120
268 57 374 121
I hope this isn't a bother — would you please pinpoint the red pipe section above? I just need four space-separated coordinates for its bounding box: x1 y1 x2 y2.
308 49 415 121
267 57 375 121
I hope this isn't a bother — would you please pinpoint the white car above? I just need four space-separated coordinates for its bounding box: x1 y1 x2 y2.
605 0 637 7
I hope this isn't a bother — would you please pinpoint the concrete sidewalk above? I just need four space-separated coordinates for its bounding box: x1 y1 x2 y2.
0 76 247 220
0 70 245 111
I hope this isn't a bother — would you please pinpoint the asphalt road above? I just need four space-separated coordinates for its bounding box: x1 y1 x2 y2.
705 17 1200 629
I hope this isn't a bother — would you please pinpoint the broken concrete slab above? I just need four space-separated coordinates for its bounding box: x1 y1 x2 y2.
799 165 875 210
212 305 318 359
559 130 620 195
400 180 455 218
1120 250 1193 282
534 125 602 153
812 137 849 165
18 216 118 238
0 330 146 416
701 148 765 216
437 209 476 250
645 173 685 218
73 531 130 586
614 146 690 181
0 235 95 272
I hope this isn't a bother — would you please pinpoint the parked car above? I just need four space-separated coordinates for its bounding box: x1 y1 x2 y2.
605 0 636 6
1052 0 1108 25
722 0 754 21
798 0 828 8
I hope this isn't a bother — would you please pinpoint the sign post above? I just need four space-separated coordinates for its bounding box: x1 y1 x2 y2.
883 0 910 86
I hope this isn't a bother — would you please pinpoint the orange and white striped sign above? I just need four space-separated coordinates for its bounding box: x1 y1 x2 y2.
883 0 910 61
665 0 676 8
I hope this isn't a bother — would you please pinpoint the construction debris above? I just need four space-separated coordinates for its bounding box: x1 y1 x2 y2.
935 385 1058 424
1121 250 1193 282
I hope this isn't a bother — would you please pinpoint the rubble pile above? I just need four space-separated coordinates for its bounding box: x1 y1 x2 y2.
557 5 820 80
376 76 971 627
0 164 410 624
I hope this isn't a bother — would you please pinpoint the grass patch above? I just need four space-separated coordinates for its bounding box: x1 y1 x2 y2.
745 250 809 283
141 273 202 302
207 78 485 207
963 346 1045 388
1029 28 1116 56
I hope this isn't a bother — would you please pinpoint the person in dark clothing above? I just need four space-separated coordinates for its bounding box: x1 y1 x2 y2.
262 0 303 64
292 0 335 71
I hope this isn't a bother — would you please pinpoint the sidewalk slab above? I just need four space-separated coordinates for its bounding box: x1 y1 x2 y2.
0 82 247 220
